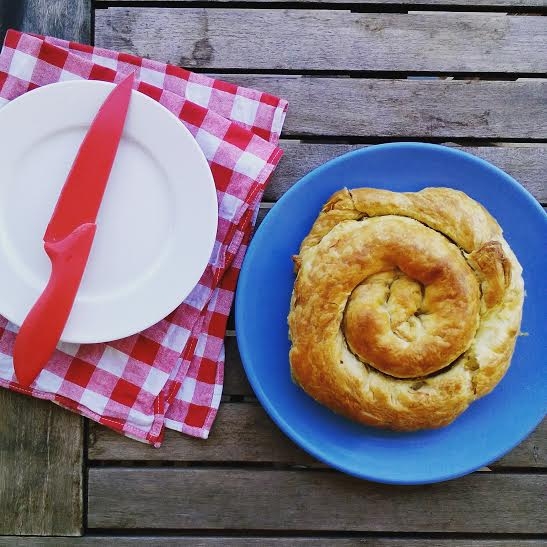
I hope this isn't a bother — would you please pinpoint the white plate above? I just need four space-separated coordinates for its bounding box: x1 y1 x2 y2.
0 80 217 343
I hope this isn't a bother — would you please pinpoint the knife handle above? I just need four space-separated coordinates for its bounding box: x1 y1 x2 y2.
13 223 97 387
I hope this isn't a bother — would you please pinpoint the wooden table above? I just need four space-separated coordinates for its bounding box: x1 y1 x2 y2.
0 0 545 544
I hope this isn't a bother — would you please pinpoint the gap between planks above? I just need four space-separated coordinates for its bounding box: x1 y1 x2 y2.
93 1 547 14
86 468 547 532
4 535 546 545
87 397 546 468
245 142 547 205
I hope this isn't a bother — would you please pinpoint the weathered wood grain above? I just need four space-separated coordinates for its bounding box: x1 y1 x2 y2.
88 402 546 468
95 9 547 73
88 469 546 531
0 0 91 45
270 142 547 203
1 539 545 546
0 391 83 535
209 77 547 139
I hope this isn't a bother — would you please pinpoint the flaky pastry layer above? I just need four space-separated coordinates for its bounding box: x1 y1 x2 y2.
288 187 524 430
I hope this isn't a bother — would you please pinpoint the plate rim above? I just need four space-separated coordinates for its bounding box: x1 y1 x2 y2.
235 141 547 485
0 79 218 343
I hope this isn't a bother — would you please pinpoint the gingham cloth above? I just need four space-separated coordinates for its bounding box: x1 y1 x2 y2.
0 30 287 446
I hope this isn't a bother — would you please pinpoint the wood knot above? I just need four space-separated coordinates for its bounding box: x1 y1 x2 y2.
192 37 214 66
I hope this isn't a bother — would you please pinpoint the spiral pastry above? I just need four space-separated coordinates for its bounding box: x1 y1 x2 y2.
288 187 524 430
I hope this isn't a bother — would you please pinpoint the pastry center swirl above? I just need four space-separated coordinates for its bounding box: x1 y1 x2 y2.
335 218 481 378
345 271 426 347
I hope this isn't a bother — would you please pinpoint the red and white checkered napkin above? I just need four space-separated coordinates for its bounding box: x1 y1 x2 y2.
0 30 287 446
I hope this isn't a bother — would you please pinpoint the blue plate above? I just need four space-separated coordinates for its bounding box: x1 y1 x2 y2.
235 142 547 484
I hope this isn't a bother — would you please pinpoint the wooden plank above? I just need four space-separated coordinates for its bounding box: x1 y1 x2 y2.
95 9 547 74
0 391 83 535
88 469 546 531
88 402 546 468
0 0 91 537
209 77 547 139
270 142 547 203
1 539 545 547
0 0 91 45
246 76 547 139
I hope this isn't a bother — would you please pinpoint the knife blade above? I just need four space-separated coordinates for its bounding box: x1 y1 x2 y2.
13 73 135 387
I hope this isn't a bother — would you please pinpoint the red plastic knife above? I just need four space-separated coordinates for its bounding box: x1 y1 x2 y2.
13 73 135 387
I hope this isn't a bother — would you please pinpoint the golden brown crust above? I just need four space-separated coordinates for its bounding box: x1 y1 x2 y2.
288 187 524 431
